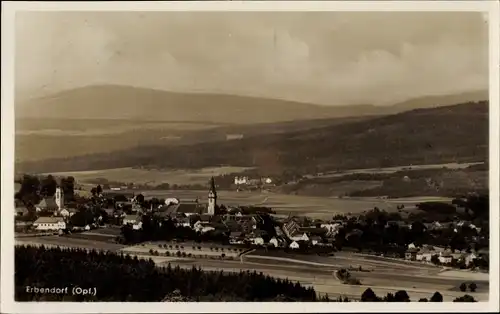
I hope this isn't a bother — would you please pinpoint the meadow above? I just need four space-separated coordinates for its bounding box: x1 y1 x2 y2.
43 166 254 186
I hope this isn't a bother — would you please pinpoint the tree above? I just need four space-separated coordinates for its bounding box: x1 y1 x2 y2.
60 176 76 202
361 288 379 302
431 255 440 265
468 283 477 292
96 184 103 195
459 283 467 292
40 175 57 198
418 298 428 302
394 290 410 302
135 193 144 204
453 295 476 302
430 292 443 302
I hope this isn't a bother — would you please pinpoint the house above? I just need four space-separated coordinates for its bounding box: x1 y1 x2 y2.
269 237 279 247
291 232 309 242
465 253 477 266
408 243 417 250
310 236 322 246
289 241 300 249
229 231 245 244
15 207 28 217
174 217 191 228
36 198 58 212
416 248 434 262
405 248 419 261
123 215 140 225
283 219 301 236
438 254 453 264
59 208 77 217
299 227 327 236
193 221 215 233
320 223 342 236
33 217 66 231
199 214 212 223
165 202 206 217
251 236 265 246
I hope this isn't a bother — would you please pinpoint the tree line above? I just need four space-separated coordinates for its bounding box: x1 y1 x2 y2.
15 174 76 207
15 245 316 301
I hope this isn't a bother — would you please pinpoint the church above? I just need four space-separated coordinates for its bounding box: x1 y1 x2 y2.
162 177 218 216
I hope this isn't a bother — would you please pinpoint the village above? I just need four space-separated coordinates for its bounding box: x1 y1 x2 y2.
14 174 489 273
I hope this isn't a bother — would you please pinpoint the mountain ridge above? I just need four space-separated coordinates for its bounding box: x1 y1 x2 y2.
16 84 488 124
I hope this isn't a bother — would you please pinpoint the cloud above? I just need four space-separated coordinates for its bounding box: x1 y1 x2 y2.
15 11 488 105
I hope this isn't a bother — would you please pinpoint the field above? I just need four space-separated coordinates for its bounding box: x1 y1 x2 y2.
122 189 451 219
14 235 489 301
122 242 242 259
309 162 485 179
41 166 254 186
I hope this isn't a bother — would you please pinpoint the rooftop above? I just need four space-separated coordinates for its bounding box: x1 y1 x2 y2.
34 217 64 224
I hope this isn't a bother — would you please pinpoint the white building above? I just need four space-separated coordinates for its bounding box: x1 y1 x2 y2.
416 248 434 262
465 253 478 266
252 237 265 246
289 241 300 249
320 223 342 236
33 217 66 231
438 255 453 264
234 176 249 185
291 232 309 242
269 237 279 247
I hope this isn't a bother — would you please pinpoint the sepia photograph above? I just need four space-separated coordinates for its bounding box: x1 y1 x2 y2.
1 1 499 312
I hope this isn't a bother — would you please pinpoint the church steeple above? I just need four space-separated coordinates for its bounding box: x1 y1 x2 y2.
208 177 217 215
209 176 217 198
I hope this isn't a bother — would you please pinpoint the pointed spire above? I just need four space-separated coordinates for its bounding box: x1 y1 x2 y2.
209 177 217 198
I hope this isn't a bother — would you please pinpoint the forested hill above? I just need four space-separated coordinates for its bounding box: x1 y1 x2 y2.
17 101 488 175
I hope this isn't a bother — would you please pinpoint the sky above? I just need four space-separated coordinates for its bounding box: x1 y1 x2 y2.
15 11 489 106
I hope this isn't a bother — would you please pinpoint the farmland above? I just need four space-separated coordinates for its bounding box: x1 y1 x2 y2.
115 189 451 219
14 234 489 302
41 166 254 186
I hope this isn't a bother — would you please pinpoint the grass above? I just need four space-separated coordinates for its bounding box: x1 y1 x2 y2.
41 166 254 186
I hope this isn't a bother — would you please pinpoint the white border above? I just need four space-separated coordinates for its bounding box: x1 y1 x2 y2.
1 1 499 313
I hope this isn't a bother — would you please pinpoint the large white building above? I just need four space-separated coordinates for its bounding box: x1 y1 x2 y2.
33 217 66 231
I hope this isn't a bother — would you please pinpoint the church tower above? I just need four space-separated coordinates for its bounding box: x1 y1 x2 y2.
55 186 64 211
207 177 217 215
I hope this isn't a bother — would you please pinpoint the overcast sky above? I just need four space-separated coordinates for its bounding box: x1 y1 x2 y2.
15 11 488 106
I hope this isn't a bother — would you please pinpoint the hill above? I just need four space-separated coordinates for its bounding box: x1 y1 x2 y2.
17 101 489 175
16 85 371 124
15 84 487 124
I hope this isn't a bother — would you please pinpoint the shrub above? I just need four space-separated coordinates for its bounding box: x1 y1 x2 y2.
221 253 226 259
469 282 477 292
176 251 181 257
149 249 154 255
165 251 171 256
198 246 202 250
459 283 467 292
430 291 443 302
453 295 476 302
